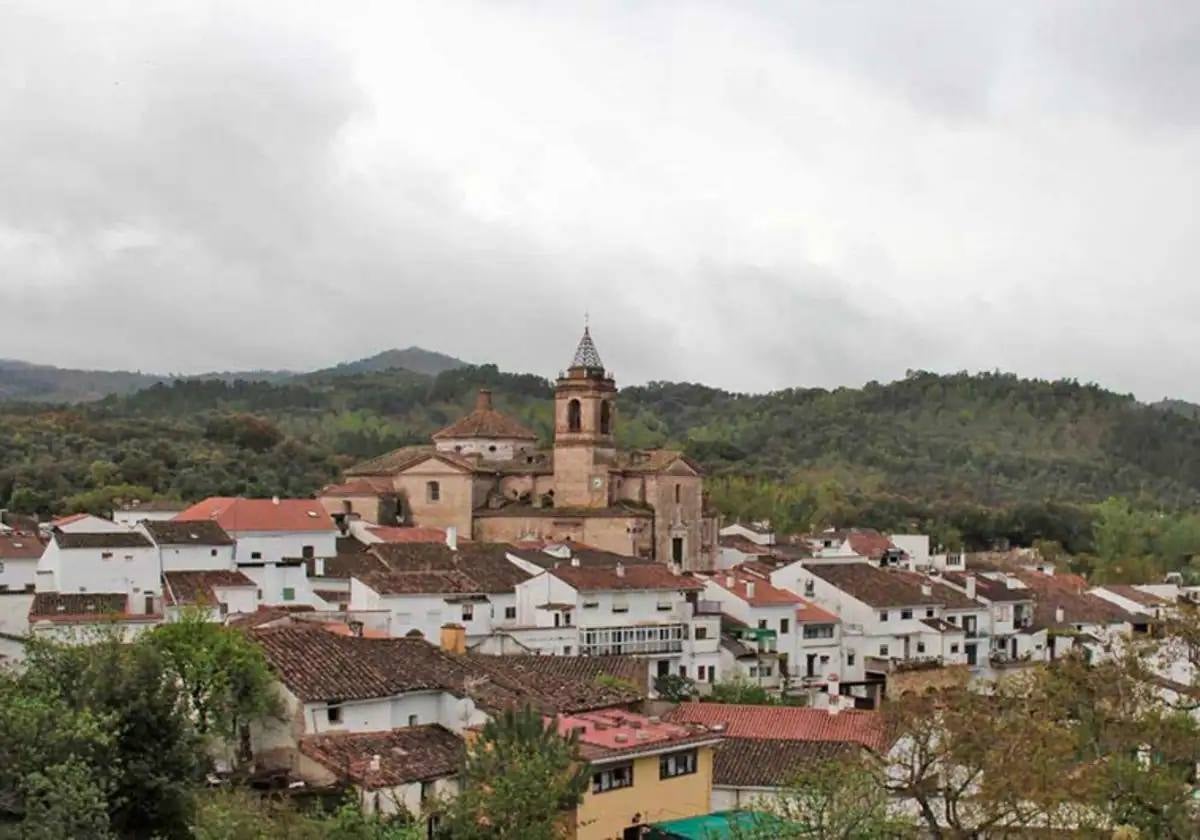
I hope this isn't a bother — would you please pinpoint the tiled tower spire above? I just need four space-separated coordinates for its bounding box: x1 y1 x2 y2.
571 326 604 370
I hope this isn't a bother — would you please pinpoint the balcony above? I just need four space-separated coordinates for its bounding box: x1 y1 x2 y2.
580 624 685 657
691 599 723 616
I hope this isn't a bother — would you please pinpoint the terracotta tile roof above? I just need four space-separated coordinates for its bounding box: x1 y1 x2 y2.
163 570 256 607
553 708 720 762
116 500 187 513
319 543 389 580
366 526 449 544
845 529 896 560
941 571 1034 603
359 570 482 595
709 571 801 606
29 593 157 623
1099 584 1170 607
0 534 44 560
313 589 349 604
318 477 396 497
300 725 463 789
714 737 859 788
344 445 440 476
548 563 704 593
366 543 532 594
175 497 335 533
718 535 773 555
50 513 92 527
227 605 316 629
794 600 839 623
143 520 234 546
467 655 646 712
807 564 980 610
663 703 889 752
53 531 154 549
432 389 538 442
252 624 642 713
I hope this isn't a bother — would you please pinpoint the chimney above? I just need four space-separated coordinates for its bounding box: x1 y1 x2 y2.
348 620 364 638
965 575 977 600
725 575 735 588
272 496 280 505
615 562 625 578
1005 574 1018 590
369 755 381 773
745 581 756 600
446 526 458 551
920 583 932 598
571 555 581 568
1055 605 1065 625
440 622 466 655
476 389 493 411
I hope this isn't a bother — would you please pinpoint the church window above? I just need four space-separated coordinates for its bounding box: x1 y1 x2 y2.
672 537 684 564
600 400 611 435
675 483 681 504
568 399 582 432
426 481 440 503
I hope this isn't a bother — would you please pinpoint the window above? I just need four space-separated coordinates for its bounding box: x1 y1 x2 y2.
672 537 684 564
761 665 772 677
101 552 113 560
408 714 419 727
600 401 611 435
694 626 708 640
819 654 830 664
925 608 935 618
675 484 681 504
612 599 629 614
780 618 790 634
657 600 673 612
847 652 856 666
218 602 229 617
504 606 516 620
748 666 758 677
917 642 926 654
757 619 768 630
461 603 474 621
947 615 957 625
301 545 314 559
487 444 497 453
327 704 342 725
879 611 889 622
879 644 890 657
901 609 913 620
593 764 633 794
563 646 572 655
563 611 573 626
420 781 434 803
678 665 687 677
950 644 960 654
210 548 218 557
251 551 262 560
803 624 835 639
568 399 582 432
426 481 440 503
660 749 698 779
804 579 815 597
583 600 599 609
282 587 295 602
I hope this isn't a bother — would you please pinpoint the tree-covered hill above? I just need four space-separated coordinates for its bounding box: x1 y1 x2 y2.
3 365 1200 554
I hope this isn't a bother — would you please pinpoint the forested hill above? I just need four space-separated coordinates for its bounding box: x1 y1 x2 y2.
3 365 1200 553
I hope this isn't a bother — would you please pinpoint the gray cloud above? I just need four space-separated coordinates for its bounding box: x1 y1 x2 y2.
2 1 1200 400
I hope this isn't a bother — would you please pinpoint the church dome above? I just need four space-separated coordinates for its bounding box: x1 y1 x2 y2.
432 389 538 441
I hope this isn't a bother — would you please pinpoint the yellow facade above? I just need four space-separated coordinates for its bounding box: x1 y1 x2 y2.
573 745 715 840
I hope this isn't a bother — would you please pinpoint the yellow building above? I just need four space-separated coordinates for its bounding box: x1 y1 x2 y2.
555 708 722 840
324 328 719 571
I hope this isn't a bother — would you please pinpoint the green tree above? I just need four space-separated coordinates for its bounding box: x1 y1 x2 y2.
148 610 279 740
439 707 588 840
653 673 697 702
706 677 776 706
19 758 113 840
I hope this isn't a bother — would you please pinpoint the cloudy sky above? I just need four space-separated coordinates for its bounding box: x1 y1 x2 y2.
3 1 1200 399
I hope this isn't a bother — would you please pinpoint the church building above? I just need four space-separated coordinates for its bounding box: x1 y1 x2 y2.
321 329 718 571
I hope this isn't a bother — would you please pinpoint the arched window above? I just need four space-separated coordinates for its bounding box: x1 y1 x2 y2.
568 399 582 432
426 481 440 503
675 483 681 504
600 400 611 435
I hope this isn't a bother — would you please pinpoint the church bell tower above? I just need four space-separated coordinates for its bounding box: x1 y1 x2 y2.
553 326 617 508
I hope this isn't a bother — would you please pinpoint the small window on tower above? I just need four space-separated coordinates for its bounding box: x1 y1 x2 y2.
568 399 582 432
600 400 611 435
426 481 440 503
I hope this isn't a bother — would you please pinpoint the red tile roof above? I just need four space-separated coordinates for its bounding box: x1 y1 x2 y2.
714 737 859 788
1100 584 1171 607
175 497 335 533
319 477 396 497
709 571 801 606
548 563 704 592
29 593 158 623
163 570 256 607
300 725 463 788
553 708 720 762
0 534 45 560
663 703 889 752
845 530 896 560
367 526 449 544
794 600 839 623
432 390 538 442
49 513 92 527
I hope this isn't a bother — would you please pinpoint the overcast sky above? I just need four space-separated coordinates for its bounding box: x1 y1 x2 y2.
3 1 1200 399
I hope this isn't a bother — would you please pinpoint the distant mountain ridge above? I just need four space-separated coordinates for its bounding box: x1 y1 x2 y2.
0 347 469 404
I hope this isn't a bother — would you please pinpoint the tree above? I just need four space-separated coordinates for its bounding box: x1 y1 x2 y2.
189 790 423 840
734 755 914 839
653 673 697 702
148 610 279 741
707 677 777 706
19 758 113 840
438 707 589 840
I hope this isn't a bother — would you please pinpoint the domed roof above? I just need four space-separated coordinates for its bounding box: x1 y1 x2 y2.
432 389 538 441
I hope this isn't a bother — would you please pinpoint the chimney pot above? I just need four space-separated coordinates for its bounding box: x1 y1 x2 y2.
745 582 756 600
965 574 977 600
369 754 381 773
571 556 580 567
615 562 625 578
446 526 458 551
476 389 493 411
1055 604 1065 624
725 575 735 588
920 583 932 598
272 496 280 505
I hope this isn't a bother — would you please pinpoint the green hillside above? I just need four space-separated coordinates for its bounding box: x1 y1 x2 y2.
2 365 1199 560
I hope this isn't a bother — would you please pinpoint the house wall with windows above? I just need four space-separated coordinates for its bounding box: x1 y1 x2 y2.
152 542 236 573
37 542 160 597
238 562 313 606
231 530 337 566
574 746 715 840
349 581 494 641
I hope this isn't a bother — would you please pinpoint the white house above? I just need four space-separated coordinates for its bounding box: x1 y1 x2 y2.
141 520 237 573
512 561 722 688
163 570 259 622
0 532 43 593
176 497 338 605
46 513 128 534
113 500 188 527
36 530 161 605
1090 584 1174 622
703 571 801 682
